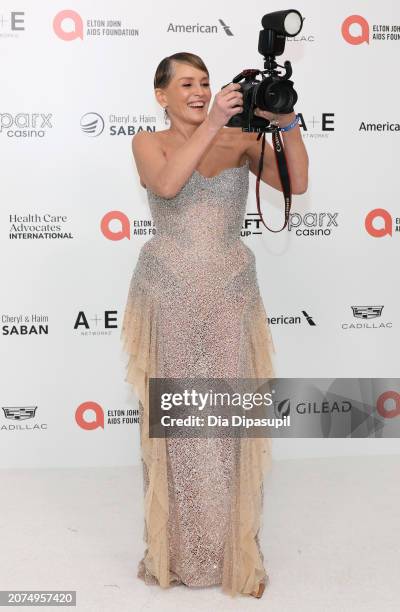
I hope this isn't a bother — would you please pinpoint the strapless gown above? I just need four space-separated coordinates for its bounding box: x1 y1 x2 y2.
120 158 276 597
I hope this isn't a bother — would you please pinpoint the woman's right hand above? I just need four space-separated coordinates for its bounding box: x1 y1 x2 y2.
207 82 243 130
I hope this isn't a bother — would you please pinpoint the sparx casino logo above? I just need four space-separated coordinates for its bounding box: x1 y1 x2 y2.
243 211 338 237
0 113 53 138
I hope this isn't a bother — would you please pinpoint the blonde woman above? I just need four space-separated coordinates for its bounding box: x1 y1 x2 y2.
121 51 308 599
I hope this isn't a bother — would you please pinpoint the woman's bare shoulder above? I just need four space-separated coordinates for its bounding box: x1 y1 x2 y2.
132 129 165 148
132 130 167 189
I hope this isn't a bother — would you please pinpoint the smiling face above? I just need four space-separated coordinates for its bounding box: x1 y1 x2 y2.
155 60 211 126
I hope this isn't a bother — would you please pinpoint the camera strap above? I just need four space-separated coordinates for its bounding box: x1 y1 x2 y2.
255 128 292 232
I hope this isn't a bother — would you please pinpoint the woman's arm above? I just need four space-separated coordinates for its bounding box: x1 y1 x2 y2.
132 82 244 199
132 119 220 198
244 110 309 195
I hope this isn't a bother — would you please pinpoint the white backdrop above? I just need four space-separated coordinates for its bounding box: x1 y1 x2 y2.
1 1 399 468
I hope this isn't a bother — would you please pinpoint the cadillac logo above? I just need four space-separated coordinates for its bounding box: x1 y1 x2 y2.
351 306 384 319
2 406 37 420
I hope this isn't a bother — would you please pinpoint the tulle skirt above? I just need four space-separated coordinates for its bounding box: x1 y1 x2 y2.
120 241 276 597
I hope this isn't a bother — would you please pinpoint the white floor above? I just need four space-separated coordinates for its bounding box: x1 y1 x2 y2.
0 455 399 612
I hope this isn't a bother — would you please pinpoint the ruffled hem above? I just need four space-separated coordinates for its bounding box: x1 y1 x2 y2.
121 282 172 587
120 282 276 597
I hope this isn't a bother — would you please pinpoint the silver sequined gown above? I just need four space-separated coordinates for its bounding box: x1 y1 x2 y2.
120 159 276 597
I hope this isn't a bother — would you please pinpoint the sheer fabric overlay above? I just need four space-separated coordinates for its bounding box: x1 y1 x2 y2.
120 161 276 597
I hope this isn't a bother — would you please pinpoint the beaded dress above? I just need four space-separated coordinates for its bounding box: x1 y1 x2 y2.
120 158 276 597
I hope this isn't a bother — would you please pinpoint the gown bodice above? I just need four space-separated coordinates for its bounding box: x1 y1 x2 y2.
145 159 250 256
133 159 258 303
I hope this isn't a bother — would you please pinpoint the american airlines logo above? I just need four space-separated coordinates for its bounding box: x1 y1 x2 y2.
267 311 316 326
167 19 233 36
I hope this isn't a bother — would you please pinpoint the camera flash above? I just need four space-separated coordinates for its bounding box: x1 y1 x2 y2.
283 11 303 36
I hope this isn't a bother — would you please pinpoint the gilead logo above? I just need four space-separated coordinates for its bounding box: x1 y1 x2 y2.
53 10 83 41
365 208 392 237
342 15 369 45
376 391 400 419
76 401 104 430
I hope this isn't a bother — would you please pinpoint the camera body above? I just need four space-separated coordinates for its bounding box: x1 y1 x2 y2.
225 67 298 132
222 9 304 133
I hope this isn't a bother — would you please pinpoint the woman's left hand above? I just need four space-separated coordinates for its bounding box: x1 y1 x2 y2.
253 107 296 126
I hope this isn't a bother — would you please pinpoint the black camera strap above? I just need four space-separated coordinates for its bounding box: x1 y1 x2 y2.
255 127 292 232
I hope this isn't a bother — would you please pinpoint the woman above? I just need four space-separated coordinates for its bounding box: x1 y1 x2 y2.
121 52 308 599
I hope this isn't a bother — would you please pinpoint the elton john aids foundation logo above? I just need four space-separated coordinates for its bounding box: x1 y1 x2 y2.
365 209 400 237
53 10 83 40
342 14 400 44
75 402 139 429
341 15 370 45
100 211 156 240
53 9 139 40
76 402 104 429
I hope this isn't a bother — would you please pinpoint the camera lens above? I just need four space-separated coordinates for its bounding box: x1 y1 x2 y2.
257 79 296 113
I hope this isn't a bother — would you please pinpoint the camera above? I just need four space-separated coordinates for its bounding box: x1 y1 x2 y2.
222 9 304 132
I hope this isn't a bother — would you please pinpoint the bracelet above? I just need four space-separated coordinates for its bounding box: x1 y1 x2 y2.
279 114 300 132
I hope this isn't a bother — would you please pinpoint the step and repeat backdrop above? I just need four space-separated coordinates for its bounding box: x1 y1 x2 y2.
1 1 399 468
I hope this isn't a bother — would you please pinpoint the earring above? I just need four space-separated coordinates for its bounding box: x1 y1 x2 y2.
163 106 169 123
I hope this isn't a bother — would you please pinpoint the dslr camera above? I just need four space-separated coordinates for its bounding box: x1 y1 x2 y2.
222 9 304 132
